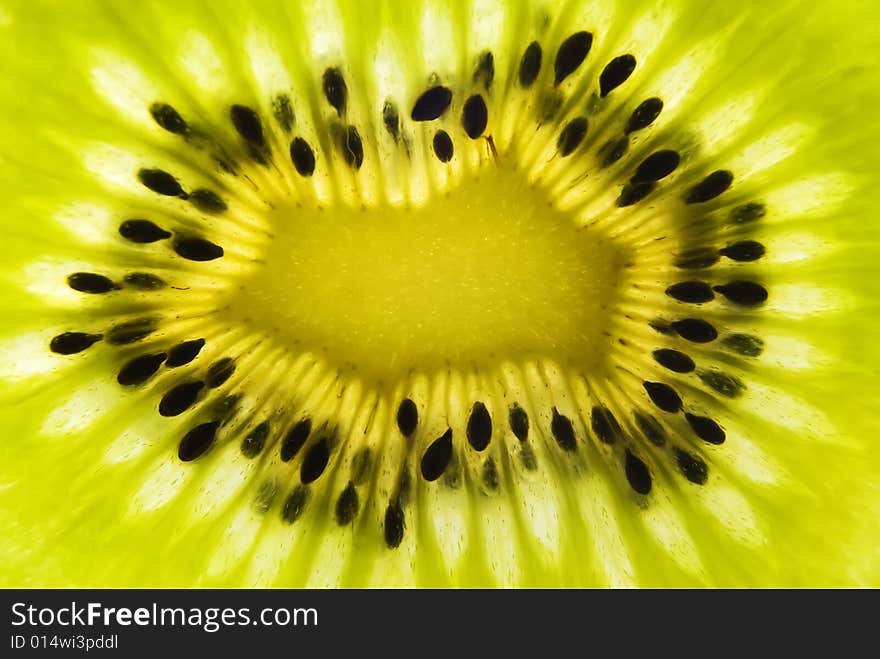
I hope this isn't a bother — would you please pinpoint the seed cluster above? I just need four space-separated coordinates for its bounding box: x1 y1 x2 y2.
47 24 772 553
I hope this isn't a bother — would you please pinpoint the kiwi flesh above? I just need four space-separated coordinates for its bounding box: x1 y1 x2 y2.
0 0 878 588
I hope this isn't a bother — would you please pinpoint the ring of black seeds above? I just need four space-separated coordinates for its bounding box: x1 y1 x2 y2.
39 21 788 557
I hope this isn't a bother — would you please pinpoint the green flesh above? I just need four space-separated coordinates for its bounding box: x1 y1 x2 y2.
0 0 879 587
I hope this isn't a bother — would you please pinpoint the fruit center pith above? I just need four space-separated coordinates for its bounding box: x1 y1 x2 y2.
223 164 629 380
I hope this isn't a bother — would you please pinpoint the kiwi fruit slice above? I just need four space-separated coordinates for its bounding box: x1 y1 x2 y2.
1 0 878 588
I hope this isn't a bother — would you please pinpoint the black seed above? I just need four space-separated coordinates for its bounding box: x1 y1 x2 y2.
674 448 708 485
625 97 663 134
383 101 400 140
300 437 330 484
482 458 500 491
599 54 636 97
106 318 157 345
634 412 666 446
625 450 652 495
396 398 418 437
461 94 488 139
335 481 359 525
189 189 227 214
508 404 529 441
515 446 535 473
714 281 768 306
652 348 696 373
281 486 310 524
616 181 655 207
50 332 101 355
67 272 117 294
550 407 577 451
719 240 765 262
722 333 764 357
518 41 542 88
322 67 348 116
174 237 224 262
166 338 205 367
601 137 628 167
666 281 714 304
289 137 316 176
280 418 311 462
206 357 235 388
241 421 270 458
685 413 725 444
119 219 171 243
272 94 294 132
698 370 745 398
123 272 166 290
384 502 405 548
117 352 166 386
178 420 219 462
411 86 453 121
675 248 720 270
138 168 186 197
230 104 265 147
671 318 718 343
557 116 588 156
351 447 372 485
149 102 188 135
591 406 621 444
643 381 682 413
686 170 733 204
631 150 680 183
159 381 204 417
466 402 492 451
254 479 279 513
337 125 364 169
432 129 454 163
729 202 766 224
420 428 453 481
554 31 593 86
473 51 495 89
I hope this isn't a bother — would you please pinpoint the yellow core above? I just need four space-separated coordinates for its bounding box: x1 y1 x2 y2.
224 166 628 380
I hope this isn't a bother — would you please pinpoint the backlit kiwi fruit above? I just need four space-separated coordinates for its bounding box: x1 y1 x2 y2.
0 0 878 587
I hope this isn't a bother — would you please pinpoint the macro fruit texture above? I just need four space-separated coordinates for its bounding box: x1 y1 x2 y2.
0 0 878 587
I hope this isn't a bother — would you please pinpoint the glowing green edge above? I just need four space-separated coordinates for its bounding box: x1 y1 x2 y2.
0 0 877 587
